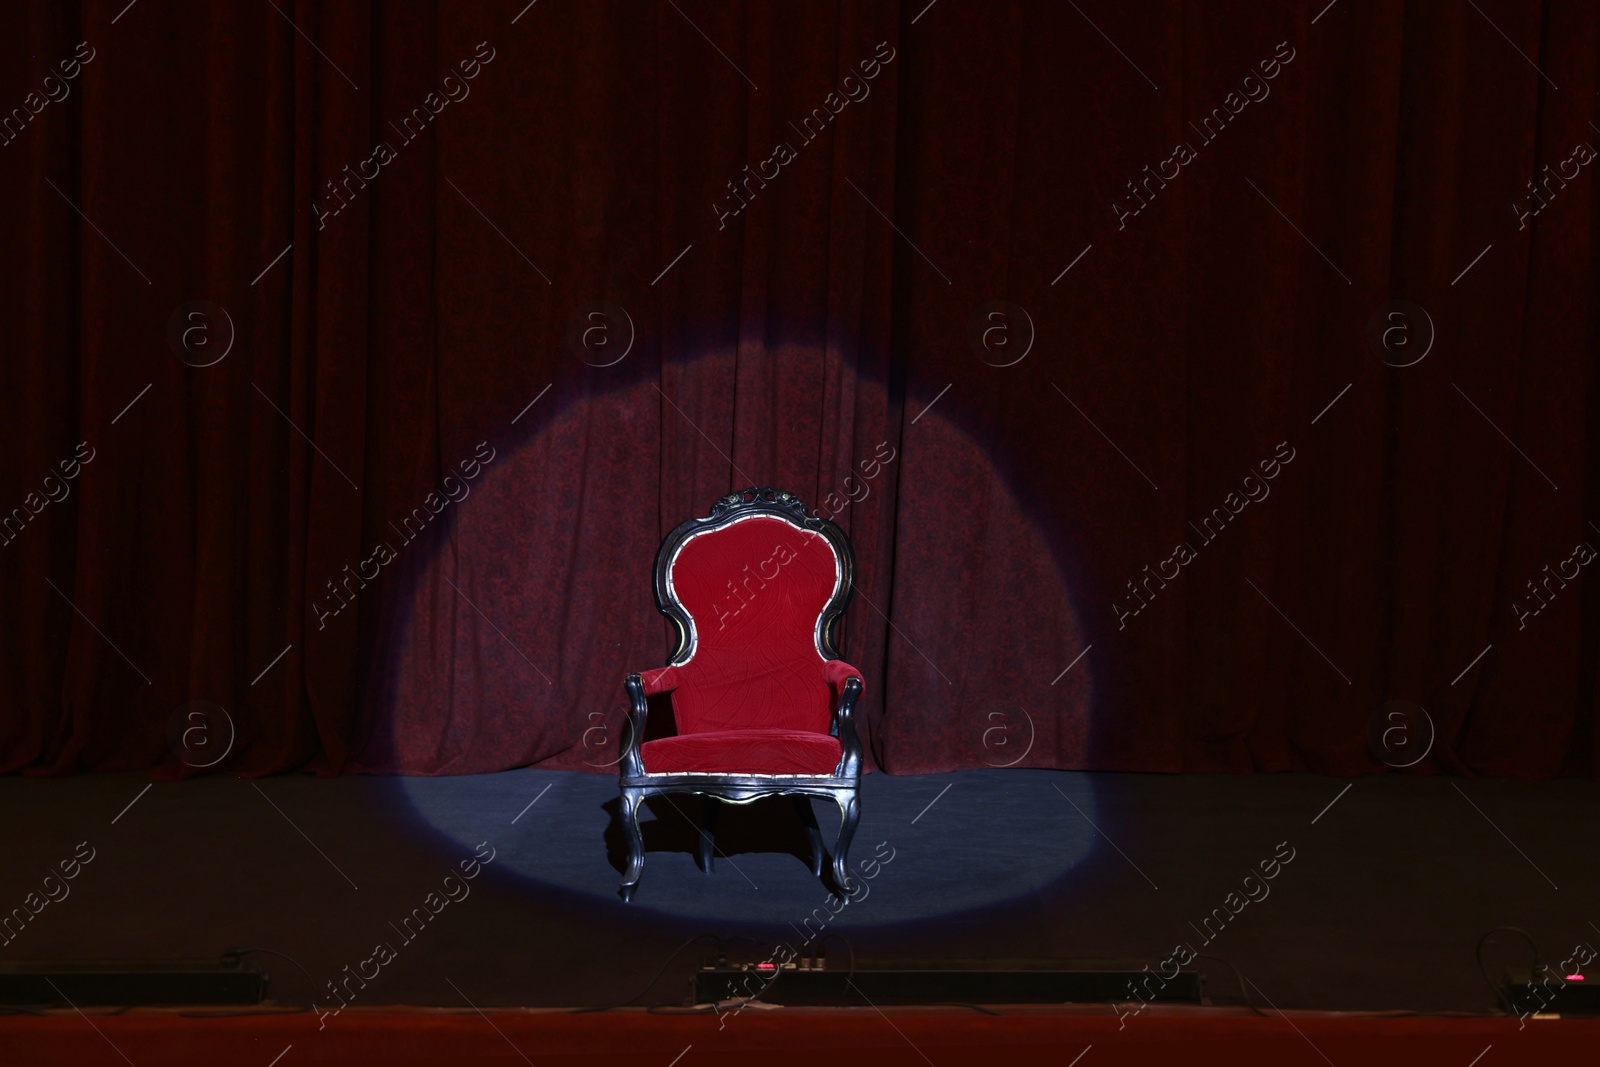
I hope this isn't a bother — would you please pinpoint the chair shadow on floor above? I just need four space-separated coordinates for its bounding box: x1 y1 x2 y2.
601 793 838 894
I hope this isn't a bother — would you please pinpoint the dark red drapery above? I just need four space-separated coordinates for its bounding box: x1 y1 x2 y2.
2 0 1597 779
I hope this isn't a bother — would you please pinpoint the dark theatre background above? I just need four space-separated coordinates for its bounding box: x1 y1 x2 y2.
3 0 1600 1063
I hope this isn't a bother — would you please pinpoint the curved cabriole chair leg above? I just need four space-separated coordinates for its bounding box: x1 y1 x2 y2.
831 790 861 898
697 796 720 873
620 788 645 901
793 795 826 877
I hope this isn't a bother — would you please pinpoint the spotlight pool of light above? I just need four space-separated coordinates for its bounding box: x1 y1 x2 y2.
396 766 1099 924
373 348 1099 924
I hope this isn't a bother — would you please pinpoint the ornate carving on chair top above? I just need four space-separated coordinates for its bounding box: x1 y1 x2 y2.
706 485 813 523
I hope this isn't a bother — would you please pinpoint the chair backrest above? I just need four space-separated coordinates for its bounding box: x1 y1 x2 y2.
654 487 854 737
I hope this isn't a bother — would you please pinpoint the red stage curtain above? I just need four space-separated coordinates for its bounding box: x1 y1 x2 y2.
1 1 1597 779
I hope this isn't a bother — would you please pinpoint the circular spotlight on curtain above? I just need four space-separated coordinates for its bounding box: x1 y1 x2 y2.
361 348 1097 923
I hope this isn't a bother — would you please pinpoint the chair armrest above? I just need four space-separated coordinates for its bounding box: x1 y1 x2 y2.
824 661 865 779
621 672 661 778
622 667 679 778
639 666 679 695
822 660 865 695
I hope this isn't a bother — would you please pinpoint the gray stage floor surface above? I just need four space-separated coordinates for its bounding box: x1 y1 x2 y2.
0 767 1591 1013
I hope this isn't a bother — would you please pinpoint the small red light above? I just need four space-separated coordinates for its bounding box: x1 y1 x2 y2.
1567 974 1585 981
755 963 776 972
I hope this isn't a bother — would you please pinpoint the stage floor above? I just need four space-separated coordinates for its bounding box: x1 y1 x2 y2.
0 767 1592 1015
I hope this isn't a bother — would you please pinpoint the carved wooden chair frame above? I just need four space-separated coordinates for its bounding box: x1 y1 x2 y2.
619 487 863 901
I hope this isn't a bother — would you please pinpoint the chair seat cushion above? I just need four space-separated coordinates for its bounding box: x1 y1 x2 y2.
641 730 842 775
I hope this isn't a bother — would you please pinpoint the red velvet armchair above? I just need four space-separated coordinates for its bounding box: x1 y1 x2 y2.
619 487 864 901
